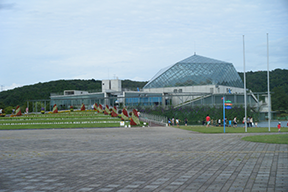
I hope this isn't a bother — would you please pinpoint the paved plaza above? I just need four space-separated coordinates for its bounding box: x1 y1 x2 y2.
0 127 287 192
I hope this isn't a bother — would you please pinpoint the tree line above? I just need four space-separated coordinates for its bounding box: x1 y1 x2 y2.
238 69 288 111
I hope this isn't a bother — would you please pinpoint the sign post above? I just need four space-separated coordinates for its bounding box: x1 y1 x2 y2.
223 99 233 133
225 100 232 109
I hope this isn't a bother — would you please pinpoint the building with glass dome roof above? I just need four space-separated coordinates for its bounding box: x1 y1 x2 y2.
142 53 245 95
136 53 255 107
49 53 259 110
144 53 243 89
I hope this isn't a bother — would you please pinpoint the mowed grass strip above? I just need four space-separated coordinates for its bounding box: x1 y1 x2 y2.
0 118 121 124
0 123 122 130
0 114 112 120
0 116 115 120
241 134 288 144
176 126 288 133
0 112 127 130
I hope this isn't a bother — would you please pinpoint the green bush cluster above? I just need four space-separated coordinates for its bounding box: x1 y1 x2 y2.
138 105 256 125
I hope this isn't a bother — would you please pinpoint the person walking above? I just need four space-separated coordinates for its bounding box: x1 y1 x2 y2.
233 116 237 128
206 114 211 127
278 122 281 132
171 117 175 126
247 117 250 127
176 118 180 127
168 119 171 126
218 118 221 126
228 119 232 127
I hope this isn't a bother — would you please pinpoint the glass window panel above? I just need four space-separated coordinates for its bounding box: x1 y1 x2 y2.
144 54 243 89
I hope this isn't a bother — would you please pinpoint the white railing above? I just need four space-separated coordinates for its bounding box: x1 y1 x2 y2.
139 112 167 126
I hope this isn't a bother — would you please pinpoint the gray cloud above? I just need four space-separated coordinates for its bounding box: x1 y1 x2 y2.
0 2 14 10
0 0 287 90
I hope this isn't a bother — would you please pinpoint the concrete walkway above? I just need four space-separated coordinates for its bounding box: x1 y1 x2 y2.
0 127 287 192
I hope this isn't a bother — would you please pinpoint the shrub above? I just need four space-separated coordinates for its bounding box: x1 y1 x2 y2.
4 106 13 114
138 105 256 125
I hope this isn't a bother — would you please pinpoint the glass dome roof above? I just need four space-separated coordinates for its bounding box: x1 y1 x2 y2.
143 54 243 89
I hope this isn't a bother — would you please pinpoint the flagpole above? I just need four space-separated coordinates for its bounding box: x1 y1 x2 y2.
267 33 271 132
223 96 225 133
243 35 247 132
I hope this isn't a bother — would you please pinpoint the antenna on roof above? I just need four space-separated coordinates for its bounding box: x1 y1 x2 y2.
194 41 196 55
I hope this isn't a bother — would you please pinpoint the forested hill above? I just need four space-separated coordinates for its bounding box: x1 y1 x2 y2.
239 69 288 110
0 79 147 108
238 69 288 93
0 69 287 111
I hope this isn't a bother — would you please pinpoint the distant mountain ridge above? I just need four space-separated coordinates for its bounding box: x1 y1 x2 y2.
0 69 287 111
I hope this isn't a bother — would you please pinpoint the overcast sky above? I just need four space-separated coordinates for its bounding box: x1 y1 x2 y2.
0 0 287 91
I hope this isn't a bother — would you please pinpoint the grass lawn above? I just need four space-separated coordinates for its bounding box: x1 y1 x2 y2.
176 125 288 144
241 134 288 144
0 119 121 124
176 125 288 133
0 111 143 130
0 123 123 130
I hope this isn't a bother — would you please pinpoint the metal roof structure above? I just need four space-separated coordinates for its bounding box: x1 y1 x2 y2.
143 54 243 89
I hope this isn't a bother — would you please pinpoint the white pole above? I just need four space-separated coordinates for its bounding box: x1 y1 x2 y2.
267 33 271 132
243 35 247 132
223 96 225 133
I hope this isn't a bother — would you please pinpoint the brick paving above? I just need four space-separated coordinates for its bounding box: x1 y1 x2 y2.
0 127 287 192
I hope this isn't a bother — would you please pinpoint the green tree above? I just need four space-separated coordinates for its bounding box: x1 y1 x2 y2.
271 86 288 111
0 102 5 109
4 106 13 114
